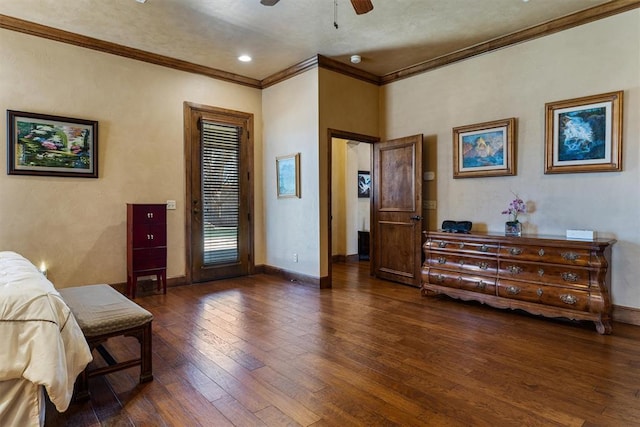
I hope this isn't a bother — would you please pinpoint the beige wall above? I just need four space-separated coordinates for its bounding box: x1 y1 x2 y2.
0 29 263 287
382 11 640 307
262 70 320 276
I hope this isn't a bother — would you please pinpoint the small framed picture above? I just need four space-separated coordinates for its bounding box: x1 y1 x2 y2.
453 118 516 178
545 91 623 174
7 110 98 178
276 153 300 198
357 171 370 198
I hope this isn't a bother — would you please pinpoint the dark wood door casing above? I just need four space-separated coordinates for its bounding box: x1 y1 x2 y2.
373 135 423 287
184 102 254 284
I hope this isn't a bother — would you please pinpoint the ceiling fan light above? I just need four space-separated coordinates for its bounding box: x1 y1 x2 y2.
238 55 252 62
350 55 362 64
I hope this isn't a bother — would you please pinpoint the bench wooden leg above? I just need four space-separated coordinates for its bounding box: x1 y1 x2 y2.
140 321 153 383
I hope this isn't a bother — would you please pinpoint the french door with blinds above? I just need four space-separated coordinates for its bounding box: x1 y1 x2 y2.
185 102 254 283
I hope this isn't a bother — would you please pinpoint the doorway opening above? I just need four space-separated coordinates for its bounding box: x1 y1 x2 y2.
328 129 379 287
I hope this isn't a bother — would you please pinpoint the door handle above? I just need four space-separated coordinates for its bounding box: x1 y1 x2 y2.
410 215 422 221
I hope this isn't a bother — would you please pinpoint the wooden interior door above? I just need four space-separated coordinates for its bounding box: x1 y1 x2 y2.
372 135 423 287
185 103 254 283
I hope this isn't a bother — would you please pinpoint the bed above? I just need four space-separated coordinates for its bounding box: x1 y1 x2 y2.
0 251 93 427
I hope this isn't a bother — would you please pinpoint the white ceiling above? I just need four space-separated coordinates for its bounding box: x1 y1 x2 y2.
0 0 612 81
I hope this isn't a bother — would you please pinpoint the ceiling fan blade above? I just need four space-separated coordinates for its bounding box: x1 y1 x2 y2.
350 0 373 15
260 0 280 5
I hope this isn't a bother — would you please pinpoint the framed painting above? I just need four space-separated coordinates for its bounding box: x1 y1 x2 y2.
545 91 623 174
453 118 516 178
7 110 98 178
276 152 300 198
357 170 370 198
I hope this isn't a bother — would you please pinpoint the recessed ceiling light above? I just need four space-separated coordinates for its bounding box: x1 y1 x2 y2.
136 0 147 3
238 55 252 62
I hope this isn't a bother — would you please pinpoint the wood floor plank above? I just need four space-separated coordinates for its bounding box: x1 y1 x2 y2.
46 261 640 426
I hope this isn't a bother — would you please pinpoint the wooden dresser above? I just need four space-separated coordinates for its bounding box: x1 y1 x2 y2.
421 231 615 334
127 204 167 298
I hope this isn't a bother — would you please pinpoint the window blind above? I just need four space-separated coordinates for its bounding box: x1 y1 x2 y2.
201 121 240 265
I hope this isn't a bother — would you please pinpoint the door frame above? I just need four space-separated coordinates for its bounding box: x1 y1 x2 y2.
327 128 379 288
184 101 255 285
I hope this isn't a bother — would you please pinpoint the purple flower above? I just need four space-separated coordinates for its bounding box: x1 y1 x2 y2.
42 141 57 150
502 195 526 222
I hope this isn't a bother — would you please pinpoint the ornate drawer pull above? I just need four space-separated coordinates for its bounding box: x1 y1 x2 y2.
478 262 489 270
435 274 444 283
147 234 154 240
538 269 545 277
536 288 543 297
561 252 579 261
560 294 578 305
459 260 465 267
459 243 465 249
437 257 446 264
506 286 521 295
509 248 523 256
457 276 463 283
147 212 154 219
480 244 488 252
477 281 487 290
507 265 523 274
438 241 447 248
561 272 579 282
538 248 545 256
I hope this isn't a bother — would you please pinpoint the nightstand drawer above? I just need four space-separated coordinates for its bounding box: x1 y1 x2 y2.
130 204 166 225
132 224 167 247
132 247 166 271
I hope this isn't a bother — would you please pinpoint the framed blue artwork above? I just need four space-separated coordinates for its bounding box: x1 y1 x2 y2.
453 117 516 178
545 91 623 174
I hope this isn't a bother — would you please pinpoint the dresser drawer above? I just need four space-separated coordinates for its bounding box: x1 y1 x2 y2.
428 254 497 274
130 204 166 225
498 260 589 287
132 247 167 271
497 279 590 311
132 224 167 247
427 238 498 256
499 244 591 267
429 269 496 295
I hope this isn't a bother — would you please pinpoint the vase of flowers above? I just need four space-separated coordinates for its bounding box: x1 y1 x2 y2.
502 195 526 236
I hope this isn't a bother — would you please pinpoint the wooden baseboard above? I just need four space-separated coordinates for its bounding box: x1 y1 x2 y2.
612 305 640 326
332 254 360 263
260 264 330 289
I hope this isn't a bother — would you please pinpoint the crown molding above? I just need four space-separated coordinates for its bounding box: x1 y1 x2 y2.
0 14 262 89
381 0 640 84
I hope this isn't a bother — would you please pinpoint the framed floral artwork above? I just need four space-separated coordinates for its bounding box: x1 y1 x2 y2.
276 152 300 198
544 91 623 174
453 118 516 178
7 110 98 178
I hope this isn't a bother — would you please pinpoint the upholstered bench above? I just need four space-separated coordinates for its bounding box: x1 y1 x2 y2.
58 284 153 401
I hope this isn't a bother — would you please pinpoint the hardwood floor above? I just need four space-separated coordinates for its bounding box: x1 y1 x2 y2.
46 261 640 426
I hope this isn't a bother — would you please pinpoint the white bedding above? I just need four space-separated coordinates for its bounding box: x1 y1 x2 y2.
0 251 93 427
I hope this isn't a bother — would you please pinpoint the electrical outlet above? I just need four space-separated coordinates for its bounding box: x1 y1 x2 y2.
166 200 176 210
293 253 298 263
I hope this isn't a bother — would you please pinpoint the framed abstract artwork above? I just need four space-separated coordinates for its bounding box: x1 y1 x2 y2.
357 170 370 198
7 110 98 178
453 118 516 178
276 152 300 198
545 91 623 174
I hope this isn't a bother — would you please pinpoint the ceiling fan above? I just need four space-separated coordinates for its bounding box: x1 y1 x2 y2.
260 0 374 15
